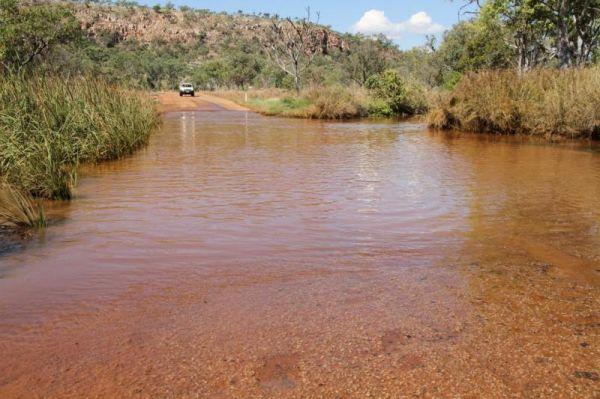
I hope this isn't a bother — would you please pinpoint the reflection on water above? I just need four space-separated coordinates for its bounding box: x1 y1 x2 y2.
0 111 598 397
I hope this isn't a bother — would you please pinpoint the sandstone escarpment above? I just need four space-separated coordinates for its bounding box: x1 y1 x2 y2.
54 1 346 52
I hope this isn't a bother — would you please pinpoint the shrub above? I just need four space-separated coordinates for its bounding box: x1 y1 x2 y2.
365 98 394 118
281 96 310 109
366 70 428 116
427 68 600 139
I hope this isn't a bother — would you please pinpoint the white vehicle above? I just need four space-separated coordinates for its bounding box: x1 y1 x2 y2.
179 83 195 97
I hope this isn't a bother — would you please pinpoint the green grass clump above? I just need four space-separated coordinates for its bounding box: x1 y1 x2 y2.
248 96 311 116
0 72 160 199
428 68 600 139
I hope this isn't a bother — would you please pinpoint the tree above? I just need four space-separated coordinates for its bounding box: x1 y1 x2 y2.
262 9 329 93
224 43 262 89
550 0 600 68
0 0 80 72
434 19 513 77
343 35 387 86
193 59 228 90
480 1 552 72
474 0 600 70
396 46 440 87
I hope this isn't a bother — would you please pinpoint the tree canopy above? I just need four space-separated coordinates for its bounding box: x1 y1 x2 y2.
0 0 80 72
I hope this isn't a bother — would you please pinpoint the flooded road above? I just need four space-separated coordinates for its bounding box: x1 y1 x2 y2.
0 111 599 398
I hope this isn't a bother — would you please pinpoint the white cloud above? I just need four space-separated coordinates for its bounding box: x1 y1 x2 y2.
352 9 444 39
404 11 445 34
353 10 402 38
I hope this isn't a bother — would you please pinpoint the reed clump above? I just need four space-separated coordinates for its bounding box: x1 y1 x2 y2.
0 182 45 228
428 68 600 139
0 72 160 200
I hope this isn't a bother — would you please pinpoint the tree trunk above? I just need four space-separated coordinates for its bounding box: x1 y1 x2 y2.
516 35 533 74
556 0 571 69
293 61 301 94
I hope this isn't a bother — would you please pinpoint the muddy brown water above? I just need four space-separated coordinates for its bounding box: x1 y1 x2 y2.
0 110 599 398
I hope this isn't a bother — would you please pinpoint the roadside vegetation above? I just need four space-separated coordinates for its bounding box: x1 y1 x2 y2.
426 1 600 139
215 72 428 120
428 68 600 139
0 72 159 200
236 87 366 120
0 0 159 228
0 72 158 226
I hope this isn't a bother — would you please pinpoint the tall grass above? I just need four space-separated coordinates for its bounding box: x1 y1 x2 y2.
214 86 366 119
0 72 160 200
302 86 366 119
428 68 600 139
0 182 45 228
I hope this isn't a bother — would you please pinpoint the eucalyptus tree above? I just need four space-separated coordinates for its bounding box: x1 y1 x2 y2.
467 0 600 70
550 0 600 68
342 34 388 86
262 9 329 93
480 0 553 72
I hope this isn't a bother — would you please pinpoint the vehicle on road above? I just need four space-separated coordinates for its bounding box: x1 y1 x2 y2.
179 83 195 97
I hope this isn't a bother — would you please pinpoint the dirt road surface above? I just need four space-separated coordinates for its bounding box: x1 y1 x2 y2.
154 91 249 113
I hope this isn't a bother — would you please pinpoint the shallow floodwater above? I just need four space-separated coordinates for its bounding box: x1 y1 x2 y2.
0 111 599 398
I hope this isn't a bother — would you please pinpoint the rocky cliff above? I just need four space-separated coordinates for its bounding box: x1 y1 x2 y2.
54 1 346 52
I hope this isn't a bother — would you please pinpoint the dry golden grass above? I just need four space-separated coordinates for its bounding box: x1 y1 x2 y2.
212 86 366 119
0 182 45 228
428 68 600 139
300 86 366 119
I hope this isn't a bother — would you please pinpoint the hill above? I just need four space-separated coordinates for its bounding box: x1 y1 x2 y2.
37 0 406 91
73 2 347 53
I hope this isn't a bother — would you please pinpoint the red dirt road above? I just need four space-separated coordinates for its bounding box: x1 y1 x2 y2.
153 91 249 113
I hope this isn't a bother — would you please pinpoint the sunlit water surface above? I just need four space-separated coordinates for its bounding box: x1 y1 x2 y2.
0 111 598 398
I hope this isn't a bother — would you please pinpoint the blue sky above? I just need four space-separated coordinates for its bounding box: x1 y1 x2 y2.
138 1 471 49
